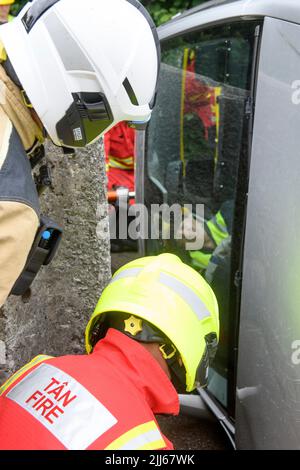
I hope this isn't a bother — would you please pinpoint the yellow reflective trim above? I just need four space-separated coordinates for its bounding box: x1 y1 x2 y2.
180 48 189 178
105 420 165 450
0 355 53 396
21 89 33 109
189 250 212 270
214 87 222 166
138 438 166 451
0 41 7 62
109 155 134 170
110 157 133 163
109 162 132 170
207 211 228 246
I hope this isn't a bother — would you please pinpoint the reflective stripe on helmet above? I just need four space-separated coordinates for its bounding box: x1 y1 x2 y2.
110 268 211 320
105 420 165 450
159 273 211 321
110 267 142 284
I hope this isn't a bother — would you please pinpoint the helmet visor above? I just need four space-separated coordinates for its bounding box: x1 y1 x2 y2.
194 332 219 390
56 92 113 148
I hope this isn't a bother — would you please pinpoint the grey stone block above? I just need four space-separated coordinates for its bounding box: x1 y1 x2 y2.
0 139 111 381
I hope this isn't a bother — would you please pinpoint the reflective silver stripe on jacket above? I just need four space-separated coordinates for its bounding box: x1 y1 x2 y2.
110 268 210 320
6 363 117 450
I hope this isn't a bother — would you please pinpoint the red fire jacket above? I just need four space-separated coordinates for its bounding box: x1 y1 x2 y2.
0 329 179 450
105 122 135 193
184 49 218 140
105 122 135 171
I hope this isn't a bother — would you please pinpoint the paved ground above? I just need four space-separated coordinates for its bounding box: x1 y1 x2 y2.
157 415 230 450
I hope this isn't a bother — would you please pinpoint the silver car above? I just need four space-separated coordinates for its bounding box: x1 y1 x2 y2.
136 0 300 449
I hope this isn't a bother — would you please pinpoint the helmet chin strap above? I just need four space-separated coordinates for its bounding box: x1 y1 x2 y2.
141 343 171 380
160 343 187 393
90 312 189 392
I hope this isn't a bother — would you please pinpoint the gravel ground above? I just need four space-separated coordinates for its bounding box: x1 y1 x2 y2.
157 415 231 450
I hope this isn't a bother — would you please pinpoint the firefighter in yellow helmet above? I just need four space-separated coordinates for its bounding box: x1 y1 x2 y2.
0 254 219 450
0 0 14 24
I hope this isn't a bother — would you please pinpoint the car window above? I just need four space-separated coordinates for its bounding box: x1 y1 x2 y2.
145 21 261 408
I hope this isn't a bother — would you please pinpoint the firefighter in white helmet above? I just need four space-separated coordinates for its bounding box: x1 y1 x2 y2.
0 0 160 307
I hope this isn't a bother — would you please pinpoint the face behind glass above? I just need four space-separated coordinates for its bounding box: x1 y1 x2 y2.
0 5 11 21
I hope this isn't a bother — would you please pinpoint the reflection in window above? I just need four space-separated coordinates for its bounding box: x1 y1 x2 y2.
146 21 260 407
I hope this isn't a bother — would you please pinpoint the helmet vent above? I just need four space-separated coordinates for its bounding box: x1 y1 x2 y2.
44 11 94 73
22 0 61 33
126 0 161 108
75 93 111 121
123 78 139 106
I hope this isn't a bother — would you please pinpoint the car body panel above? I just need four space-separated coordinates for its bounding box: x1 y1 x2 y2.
158 0 300 40
236 16 300 449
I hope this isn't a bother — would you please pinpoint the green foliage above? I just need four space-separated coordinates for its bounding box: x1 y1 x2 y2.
141 0 208 26
11 1 26 16
12 1 209 26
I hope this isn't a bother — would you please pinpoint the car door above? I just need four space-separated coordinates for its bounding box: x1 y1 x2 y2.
135 15 262 445
236 16 300 449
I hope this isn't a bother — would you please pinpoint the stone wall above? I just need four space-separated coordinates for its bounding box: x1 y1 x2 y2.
0 140 111 384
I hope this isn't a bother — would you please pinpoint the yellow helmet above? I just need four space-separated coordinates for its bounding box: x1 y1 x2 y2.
85 254 219 392
0 0 14 5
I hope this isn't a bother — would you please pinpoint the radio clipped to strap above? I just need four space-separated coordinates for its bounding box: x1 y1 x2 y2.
11 215 63 296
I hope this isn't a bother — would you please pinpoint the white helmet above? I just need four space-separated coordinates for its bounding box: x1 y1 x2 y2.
0 0 160 148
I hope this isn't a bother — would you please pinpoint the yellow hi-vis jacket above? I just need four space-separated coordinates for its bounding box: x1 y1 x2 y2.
190 204 231 271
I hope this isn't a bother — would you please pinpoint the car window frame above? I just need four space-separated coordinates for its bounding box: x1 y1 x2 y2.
139 16 264 423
